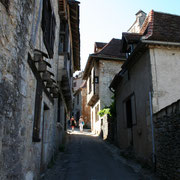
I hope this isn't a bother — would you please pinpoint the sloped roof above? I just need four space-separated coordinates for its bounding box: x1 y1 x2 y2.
83 38 126 80
112 10 180 90
141 10 180 42
95 42 107 49
135 10 146 15
68 1 80 71
94 38 126 59
122 33 142 43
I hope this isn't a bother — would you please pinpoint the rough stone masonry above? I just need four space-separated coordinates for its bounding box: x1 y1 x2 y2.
154 100 180 180
0 1 33 179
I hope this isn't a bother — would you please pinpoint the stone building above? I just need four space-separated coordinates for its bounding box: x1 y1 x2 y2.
72 72 83 122
72 72 91 128
81 81 91 128
110 10 180 171
0 0 80 179
83 39 126 134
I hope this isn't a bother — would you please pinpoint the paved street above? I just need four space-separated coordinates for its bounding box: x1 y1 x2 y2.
42 129 155 180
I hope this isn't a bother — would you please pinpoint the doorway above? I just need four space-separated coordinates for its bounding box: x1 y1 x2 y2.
40 103 49 174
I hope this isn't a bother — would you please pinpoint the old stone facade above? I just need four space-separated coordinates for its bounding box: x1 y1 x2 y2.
0 0 80 179
72 72 83 122
81 81 91 128
154 100 180 180
72 72 91 128
83 39 126 134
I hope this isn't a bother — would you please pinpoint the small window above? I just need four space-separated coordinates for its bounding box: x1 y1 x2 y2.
41 0 56 58
89 73 92 93
73 82 76 87
94 76 99 84
59 20 69 54
123 94 137 128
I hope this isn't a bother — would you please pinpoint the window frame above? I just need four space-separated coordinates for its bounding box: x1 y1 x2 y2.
123 93 137 128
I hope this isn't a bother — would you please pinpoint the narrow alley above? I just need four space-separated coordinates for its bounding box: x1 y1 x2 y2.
42 129 155 180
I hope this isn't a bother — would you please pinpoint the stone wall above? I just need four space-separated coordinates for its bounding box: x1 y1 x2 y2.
0 1 66 179
0 1 34 179
81 82 91 128
154 100 180 180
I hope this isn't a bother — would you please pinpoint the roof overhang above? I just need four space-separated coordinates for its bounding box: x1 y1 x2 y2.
59 0 68 20
83 54 126 80
111 39 180 91
68 1 80 71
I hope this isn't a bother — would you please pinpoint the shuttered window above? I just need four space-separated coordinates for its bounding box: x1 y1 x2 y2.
41 0 56 58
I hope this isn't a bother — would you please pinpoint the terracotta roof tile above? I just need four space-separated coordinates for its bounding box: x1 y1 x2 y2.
142 10 180 42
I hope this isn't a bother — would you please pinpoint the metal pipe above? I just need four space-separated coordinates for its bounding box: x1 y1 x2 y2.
149 91 156 166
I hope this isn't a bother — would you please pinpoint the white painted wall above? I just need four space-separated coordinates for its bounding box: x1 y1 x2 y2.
150 47 180 113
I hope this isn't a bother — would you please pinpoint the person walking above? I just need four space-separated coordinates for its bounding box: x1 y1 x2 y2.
79 116 84 132
70 116 76 131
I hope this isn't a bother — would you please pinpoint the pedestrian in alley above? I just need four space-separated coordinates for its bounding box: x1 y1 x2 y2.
79 116 84 132
70 116 76 131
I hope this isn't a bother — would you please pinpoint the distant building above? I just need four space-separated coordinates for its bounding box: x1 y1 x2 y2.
128 10 146 33
81 81 91 128
73 72 83 122
73 72 91 128
83 39 126 134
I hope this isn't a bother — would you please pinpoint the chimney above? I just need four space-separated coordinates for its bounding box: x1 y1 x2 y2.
135 10 147 28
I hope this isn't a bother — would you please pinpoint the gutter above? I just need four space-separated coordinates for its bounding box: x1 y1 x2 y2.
141 40 180 46
90 54 126 61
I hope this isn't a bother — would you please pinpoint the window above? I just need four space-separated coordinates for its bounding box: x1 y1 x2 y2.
123 94 137 128
32 81 43 142
59 20 69 54
42 0 56 58
94 76 99 84
89 73 92 93
126 99 132 128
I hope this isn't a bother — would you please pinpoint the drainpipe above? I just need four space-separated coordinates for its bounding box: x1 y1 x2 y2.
149 91 156 171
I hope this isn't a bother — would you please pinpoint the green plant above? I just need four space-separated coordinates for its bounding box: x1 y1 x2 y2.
98 96 116 117
98 108 111 117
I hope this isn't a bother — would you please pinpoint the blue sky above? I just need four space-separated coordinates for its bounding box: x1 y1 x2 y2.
78 0 180 71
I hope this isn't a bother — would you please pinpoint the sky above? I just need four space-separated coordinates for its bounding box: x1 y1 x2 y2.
76 0 180 73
